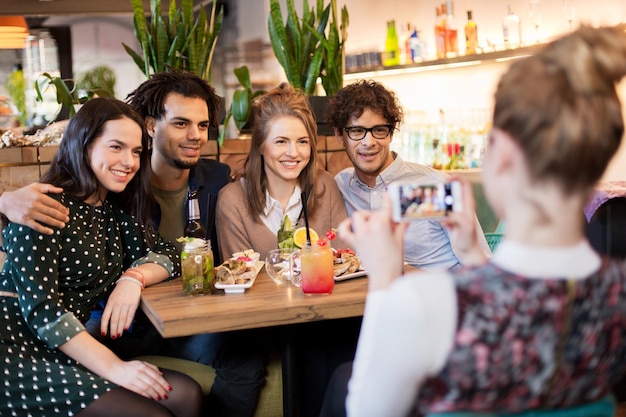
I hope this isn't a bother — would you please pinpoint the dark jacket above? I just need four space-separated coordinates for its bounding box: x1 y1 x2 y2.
153 158 232 264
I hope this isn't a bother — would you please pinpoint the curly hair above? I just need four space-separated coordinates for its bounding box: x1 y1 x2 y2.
126 69 221 129
326 79 404 131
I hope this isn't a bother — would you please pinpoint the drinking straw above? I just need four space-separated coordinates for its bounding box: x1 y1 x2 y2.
301 184 313 246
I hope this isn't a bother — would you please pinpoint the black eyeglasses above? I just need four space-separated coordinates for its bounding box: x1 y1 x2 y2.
343 124 393 141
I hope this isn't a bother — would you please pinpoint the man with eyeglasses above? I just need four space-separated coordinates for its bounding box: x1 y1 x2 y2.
327 80 489 271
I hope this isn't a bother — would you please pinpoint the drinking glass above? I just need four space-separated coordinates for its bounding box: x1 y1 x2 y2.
265 248 295 285
300 243 334 295
181 238 214 295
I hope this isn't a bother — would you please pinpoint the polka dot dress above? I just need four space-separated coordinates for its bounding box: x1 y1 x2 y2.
0 193 179 416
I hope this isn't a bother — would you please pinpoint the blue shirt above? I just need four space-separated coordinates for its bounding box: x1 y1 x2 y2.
335 154 462 271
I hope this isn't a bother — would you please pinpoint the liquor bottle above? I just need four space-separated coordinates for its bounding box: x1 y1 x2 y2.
431 138 443 170
465 10 478 55
409 27 422 63
184 189 207 239
434 6 445 59
383 20 400 67
401 22 412 65
444 1 458 58
502 5 521 49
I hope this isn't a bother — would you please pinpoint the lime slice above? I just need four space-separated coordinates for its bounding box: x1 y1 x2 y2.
278 238 294 249
282 215 292 231
202 256 213 275
293 227 318 248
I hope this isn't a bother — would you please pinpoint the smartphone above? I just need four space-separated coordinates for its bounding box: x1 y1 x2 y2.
388 180 463 222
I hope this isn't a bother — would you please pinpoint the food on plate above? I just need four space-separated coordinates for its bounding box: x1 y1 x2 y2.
333 262 351 277
224 259 247 274
231 249 260 267
333 248 361 277
215 266 235 285
216 258 258 285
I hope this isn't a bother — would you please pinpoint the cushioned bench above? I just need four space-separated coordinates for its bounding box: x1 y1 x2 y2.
137 354 283 417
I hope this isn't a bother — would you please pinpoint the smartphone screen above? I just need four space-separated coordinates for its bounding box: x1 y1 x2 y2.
389 181 461 221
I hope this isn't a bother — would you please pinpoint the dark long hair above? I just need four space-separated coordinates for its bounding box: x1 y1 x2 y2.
40 98 156 235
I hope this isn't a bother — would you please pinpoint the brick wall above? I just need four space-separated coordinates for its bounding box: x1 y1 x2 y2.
0 146 55 194
0 139 499 232
0 136 353 194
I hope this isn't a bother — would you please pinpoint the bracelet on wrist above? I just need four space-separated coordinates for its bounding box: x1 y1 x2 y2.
116 276 144 290
123 268 146 287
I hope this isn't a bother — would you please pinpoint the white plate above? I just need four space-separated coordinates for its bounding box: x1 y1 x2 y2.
334 268 367 282
215 261 264 294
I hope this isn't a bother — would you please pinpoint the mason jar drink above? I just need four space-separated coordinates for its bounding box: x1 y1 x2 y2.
181 238 215 295
300 241 334 295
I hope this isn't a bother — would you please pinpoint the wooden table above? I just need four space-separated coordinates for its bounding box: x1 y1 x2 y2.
140 268 371 417
140 269 369 338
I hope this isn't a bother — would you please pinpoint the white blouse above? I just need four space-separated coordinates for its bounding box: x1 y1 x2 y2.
240 177 302 234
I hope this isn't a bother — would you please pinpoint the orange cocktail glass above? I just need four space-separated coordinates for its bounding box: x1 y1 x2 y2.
300 241 334 295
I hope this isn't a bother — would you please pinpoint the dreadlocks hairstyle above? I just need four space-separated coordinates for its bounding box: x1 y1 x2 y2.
126 69 221 130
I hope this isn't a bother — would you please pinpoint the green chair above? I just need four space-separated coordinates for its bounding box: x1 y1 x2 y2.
484 233 504 252
425 395 615 417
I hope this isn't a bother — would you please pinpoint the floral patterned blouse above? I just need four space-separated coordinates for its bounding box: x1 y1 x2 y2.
415 260 626 415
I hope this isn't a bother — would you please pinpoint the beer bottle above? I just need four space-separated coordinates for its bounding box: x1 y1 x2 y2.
184 190 207 239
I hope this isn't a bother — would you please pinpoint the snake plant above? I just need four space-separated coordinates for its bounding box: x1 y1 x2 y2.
312 0 349 96
122 0 223 82
268 0 348 96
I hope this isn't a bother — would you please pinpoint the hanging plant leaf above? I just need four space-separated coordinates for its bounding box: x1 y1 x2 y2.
219 65 266 146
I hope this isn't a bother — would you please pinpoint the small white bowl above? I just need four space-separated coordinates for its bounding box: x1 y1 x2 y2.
232 250 260 268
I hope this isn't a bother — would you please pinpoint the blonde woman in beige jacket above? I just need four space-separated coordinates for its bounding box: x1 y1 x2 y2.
216 83 348 262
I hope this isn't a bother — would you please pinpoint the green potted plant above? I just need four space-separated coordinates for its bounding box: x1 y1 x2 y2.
218 65 266 146
5 64 27 126
76 65 117 98
34 73 113 119
268 0 348 135
314 0 349 97
122 0 223 82
268 0 348 97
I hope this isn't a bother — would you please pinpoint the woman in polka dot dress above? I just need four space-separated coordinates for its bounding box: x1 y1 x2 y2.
0 98 201 417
